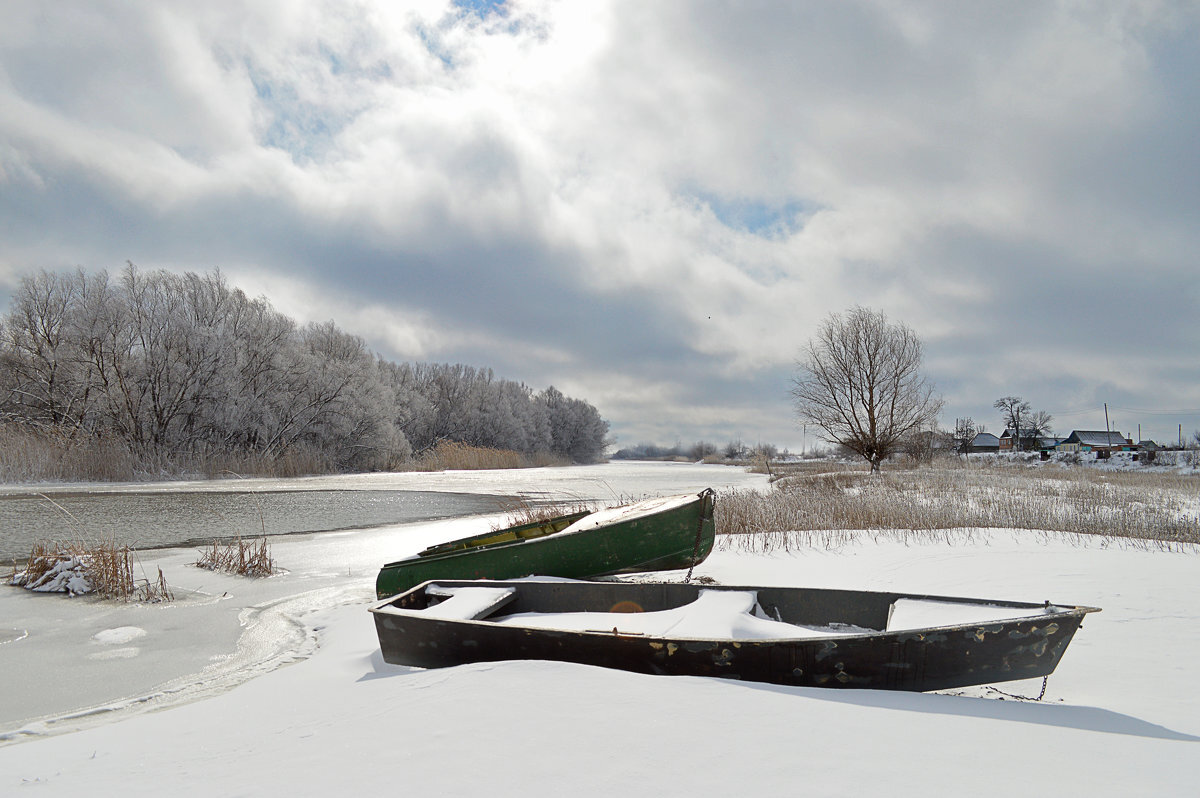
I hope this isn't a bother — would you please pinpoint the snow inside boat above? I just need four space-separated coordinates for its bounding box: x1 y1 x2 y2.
370 579 1099 692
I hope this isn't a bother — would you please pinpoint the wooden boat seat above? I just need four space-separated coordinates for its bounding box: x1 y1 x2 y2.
421 585 519 620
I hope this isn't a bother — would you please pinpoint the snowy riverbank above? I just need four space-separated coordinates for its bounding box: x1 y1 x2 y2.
2 462 1198 795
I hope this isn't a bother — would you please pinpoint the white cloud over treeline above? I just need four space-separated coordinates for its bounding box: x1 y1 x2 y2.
3 0 1199 447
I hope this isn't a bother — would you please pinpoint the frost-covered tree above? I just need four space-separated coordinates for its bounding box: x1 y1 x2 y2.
538 386 609 464
1 269 95 431
1 264 606 476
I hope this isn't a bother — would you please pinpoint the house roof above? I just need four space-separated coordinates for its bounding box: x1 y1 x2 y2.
971 432 1000 446
1063 430 1129 447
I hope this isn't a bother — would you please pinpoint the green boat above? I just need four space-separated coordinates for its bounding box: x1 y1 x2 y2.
375 489 716 599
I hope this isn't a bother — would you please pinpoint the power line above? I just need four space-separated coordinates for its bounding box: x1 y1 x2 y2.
1047 406 1104 417
1107 406 1200 416
1046 405 1200 418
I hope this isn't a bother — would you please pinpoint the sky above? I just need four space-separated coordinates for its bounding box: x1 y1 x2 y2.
2 0 1199 452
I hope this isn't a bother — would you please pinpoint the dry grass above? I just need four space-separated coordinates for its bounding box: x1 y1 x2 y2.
0 425 137 482
717 462 1200 552
416 440 522 470
0 423 582 483
174 446 331 480
10 539 173 601
0 423 338 482
194 537 276 578
412 440 571 471
491 498 596 531
749 458 869 479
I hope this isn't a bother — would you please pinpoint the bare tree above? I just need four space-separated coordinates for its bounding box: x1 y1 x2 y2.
791 306 943 474
993 396 1030 443
1026 409 1054 441
952 417 978 454
993 396 1052 451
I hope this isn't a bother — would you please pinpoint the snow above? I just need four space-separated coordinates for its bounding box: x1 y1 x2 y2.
489 588 825 639
413 584 1069 638
10 555 92 595
556 492 699 535
887 598 1062 630
1 461 1199 796
414 585 517 620
91 626 148 645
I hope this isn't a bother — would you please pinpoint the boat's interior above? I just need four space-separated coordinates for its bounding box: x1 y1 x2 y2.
377 581 1068 639
414 510 592 559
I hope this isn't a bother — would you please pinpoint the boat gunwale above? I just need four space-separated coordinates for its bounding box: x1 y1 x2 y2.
411 509 594 560
379 492 709 569
369 579 1101 644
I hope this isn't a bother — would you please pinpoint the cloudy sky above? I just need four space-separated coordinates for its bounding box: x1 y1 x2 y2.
3 0 1199 451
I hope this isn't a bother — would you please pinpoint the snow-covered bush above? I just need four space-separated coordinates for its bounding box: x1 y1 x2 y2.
10 540 172 601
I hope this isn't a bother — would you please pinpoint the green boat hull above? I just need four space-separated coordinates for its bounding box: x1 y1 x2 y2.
375 489 716 599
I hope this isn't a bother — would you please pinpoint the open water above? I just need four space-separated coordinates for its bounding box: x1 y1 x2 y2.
0 489 513 563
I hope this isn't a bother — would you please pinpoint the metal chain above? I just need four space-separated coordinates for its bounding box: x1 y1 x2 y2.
986 675 1049 702
684 489 715 583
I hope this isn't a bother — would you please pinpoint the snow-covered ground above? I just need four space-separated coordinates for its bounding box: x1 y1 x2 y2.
2 462 1198 796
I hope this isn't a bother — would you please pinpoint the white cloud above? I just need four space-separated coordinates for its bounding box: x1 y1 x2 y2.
2 0 1198 448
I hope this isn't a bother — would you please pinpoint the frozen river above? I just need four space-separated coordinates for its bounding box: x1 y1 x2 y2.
0 489 512 563
0 461 767 734
0 460 762 563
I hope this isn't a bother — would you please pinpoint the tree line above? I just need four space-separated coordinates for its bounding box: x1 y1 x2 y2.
612 440 784 462
0 265 609 476
949 397 1055 453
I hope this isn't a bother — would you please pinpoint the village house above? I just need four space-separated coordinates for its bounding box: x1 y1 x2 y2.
1055 430 1135 454
997 428 1061 452
962 432 1000 453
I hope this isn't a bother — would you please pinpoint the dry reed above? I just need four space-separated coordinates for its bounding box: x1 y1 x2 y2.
10 539 173 601
194 537 276 578
0 423 584 484
0 425 137 483
717 463 1200 553
490 498 596 531
416 441 528 471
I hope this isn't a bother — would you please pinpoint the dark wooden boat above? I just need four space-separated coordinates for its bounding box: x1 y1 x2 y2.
370 578 1099 692
374 490 716 599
